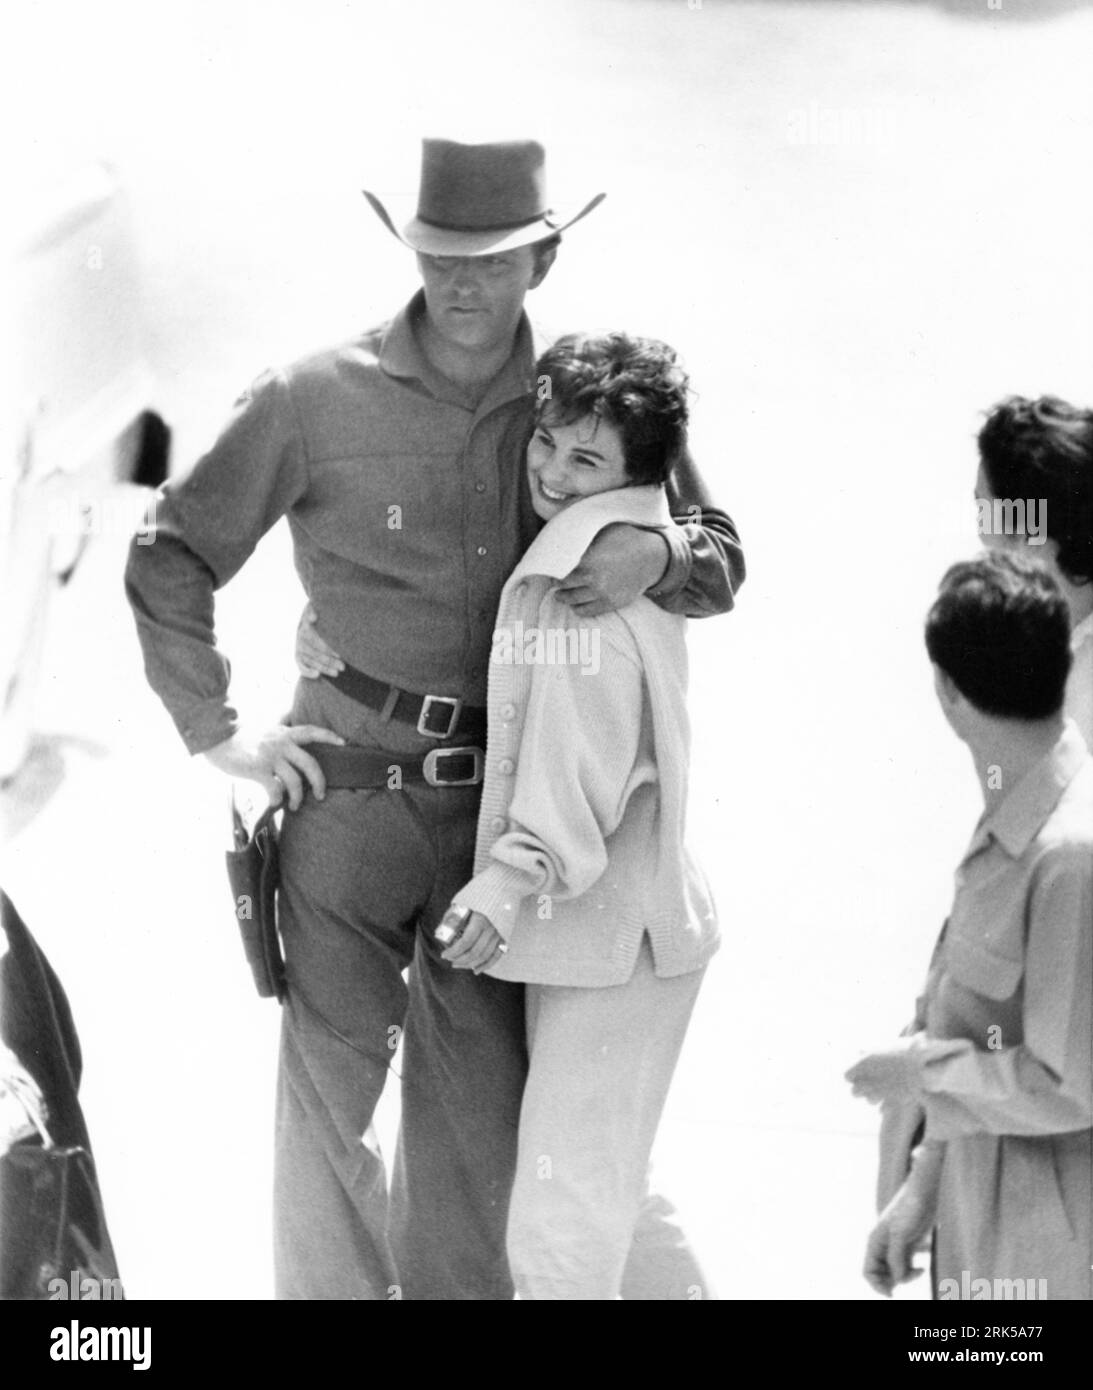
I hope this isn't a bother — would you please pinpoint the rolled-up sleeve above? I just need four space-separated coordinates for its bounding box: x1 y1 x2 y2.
646 441 745 618
124 369 309 754
921 846 1093 1140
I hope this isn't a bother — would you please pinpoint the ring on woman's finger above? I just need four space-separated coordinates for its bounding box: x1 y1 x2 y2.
496 942 508 954
271 773 284 800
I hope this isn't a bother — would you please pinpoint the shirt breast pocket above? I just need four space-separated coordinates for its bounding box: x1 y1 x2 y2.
304 452 461 560
943 935 1023 1002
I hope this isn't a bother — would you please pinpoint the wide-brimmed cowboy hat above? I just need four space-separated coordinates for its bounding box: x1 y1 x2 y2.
363 139 605 257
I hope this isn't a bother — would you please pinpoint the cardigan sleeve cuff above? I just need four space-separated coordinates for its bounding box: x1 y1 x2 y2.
455 863 542 943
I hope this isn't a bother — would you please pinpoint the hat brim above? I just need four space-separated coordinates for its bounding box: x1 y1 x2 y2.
362 190 605 256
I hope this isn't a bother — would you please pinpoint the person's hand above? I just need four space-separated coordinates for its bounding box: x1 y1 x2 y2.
556 524 670 617
296 604 345 678
439 908 508 974
863 1153 942 1297
203 724 346 810
0 1075 40 1147
846 1036 925 1106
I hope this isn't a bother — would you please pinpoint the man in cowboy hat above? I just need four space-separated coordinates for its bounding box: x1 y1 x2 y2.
125 138 745 1300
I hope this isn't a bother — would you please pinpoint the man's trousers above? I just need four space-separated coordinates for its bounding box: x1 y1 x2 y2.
272 781 526 1300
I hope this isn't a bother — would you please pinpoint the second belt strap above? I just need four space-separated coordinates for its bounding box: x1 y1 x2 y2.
301 742 485 789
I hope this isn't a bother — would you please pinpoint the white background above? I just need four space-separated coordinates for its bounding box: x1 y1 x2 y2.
3 0 1092 1299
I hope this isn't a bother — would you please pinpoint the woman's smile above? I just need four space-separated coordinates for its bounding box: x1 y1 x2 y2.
526 413 631 520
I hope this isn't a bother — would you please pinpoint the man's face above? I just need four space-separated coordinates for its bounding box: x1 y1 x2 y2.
416 247 546 356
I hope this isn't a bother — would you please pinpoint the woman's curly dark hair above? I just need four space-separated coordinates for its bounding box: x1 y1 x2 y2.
978 395 1093 586
533 332 689 486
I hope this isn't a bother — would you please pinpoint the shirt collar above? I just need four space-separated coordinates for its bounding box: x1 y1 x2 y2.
507 485 673 585
964 720 1090 862
377 290 538 412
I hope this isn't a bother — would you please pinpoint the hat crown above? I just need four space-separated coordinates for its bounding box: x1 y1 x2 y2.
417 139 548 234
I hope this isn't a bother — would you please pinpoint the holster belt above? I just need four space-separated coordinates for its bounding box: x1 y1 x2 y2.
303 742 484 789
323 662 487 742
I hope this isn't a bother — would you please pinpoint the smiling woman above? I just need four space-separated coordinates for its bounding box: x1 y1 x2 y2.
529 331 691 504
443 331 720 1300
526 416 631 519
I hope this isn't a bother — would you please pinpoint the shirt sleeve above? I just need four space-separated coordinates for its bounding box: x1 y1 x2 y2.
644 437 746 618
456 608 649 940
124 369 309 754
920 845 1093 1140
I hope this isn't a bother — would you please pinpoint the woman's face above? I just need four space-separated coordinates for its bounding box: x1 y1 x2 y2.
526 411 631 521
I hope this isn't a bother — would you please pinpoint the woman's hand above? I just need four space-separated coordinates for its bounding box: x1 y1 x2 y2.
440 908 508 974
296 604 346 678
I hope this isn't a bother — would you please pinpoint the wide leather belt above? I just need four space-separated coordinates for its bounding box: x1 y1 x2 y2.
323 662 487 742
303 742 484 789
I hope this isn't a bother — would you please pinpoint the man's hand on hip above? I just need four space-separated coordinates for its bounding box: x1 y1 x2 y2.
203 724 346 810
556 523 670 617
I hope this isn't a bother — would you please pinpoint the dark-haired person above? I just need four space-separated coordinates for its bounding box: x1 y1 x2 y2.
847 552 1092 1300
976 394 1093 744
874 392 1093 1223
127 141 744 1301
435 333 719 1300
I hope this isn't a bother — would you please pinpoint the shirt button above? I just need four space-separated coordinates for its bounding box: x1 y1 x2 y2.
498 758 515 775
477 545 488 557
475 481 486 493
500 703 517 721
490 816 506 832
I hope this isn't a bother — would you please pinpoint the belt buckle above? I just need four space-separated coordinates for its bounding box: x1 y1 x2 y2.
422 747 484 788
418 694 462 739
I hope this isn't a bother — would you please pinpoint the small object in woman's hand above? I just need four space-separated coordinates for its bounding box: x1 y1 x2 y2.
435 905 470 946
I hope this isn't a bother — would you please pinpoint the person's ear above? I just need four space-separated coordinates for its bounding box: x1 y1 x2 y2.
931 663 964 736
528 245 557 290
932 663 964 714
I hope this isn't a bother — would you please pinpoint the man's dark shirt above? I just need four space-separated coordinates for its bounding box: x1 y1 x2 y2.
125 291 746 754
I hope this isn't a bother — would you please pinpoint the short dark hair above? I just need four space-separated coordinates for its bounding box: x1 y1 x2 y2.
925 551 1072 719
978 395 1093 585
533 332 689 486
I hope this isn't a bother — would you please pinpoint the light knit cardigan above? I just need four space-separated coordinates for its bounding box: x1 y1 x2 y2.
456 484 719 988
